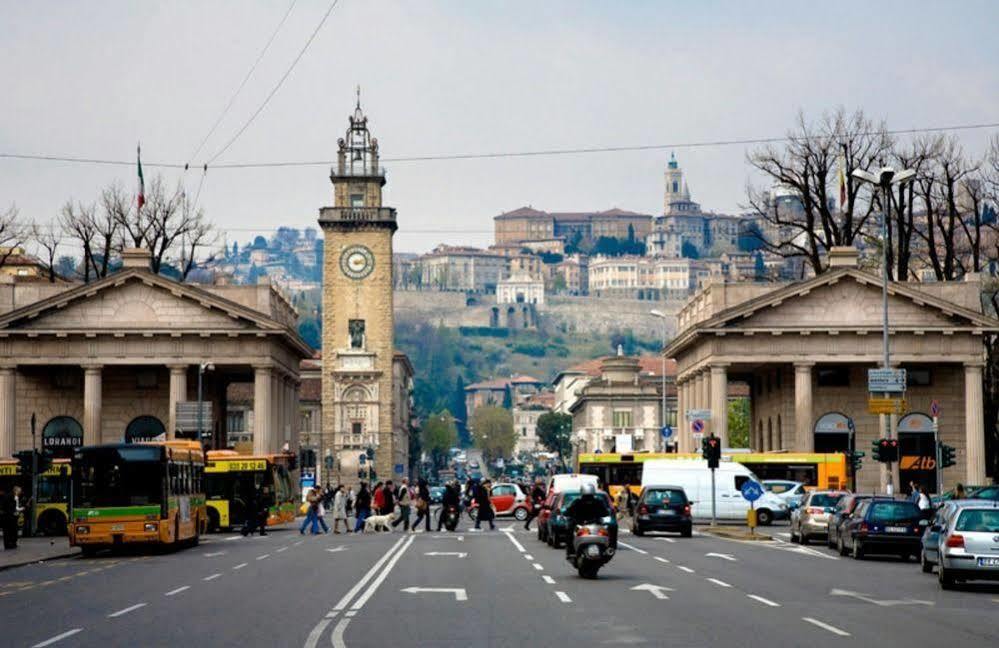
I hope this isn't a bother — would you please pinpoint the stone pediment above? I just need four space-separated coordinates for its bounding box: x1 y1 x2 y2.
0 270 284 333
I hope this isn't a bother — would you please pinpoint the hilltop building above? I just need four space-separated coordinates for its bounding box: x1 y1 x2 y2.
494 207 653 247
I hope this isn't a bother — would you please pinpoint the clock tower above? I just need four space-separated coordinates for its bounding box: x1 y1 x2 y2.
319 96 399 483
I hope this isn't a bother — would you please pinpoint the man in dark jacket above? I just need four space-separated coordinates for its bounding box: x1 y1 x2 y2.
1 485 19 549
523 479 546 531
437 482 461 532
473 480 495 531
353 483 372 533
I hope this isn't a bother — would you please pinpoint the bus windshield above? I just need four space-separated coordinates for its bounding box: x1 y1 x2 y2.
74 447 164 508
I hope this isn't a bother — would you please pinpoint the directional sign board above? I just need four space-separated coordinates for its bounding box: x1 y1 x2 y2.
868 398 907 415
740 480 764 503
685 409 712 421
660 426 674 440
868 368 907 393
930 400 940 417
691 419 705 434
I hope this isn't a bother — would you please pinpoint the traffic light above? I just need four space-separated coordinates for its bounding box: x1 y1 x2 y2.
871 439 883 462
883 438 899 463
703 435 721 469
365 447 375 461
939 443 956 469
849 451 865 472
14 449 53 477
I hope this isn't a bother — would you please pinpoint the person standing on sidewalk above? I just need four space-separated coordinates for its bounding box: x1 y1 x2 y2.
353 483 372 532
1 484 18 550
392 479 412 530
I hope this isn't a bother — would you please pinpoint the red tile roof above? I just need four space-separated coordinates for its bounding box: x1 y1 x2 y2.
564 355 676 378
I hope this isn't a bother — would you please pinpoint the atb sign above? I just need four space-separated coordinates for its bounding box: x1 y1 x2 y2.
740 480 764 502
868 368 907 394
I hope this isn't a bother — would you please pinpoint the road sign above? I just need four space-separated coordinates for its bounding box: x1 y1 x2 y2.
691 419 705 434
868 397 906 415
394 463 404 474
740 480 764 503
868 368 907 393
685 409 712 421
930 400 940 417
660 426 674 440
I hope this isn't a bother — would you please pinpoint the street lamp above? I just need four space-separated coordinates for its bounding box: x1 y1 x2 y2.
197 362 214 446
852 166 916 495
650 310 670 453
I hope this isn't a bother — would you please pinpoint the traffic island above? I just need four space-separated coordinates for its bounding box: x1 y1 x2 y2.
700 525 773 542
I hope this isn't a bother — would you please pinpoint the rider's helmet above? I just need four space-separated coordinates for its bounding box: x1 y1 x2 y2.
579 482 597 499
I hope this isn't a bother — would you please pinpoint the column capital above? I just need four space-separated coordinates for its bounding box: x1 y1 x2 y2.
710 363 730 373
82 364 103 374
168 364 189 373
964 361 986 369
253 364 273 373
793 362 815 370
0 365 16 373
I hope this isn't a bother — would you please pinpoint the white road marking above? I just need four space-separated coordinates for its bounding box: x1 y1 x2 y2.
802 617 850 636
223 535 242 541
400 587 467 601
351 535 416 610
294 540 303 546
747 594 780 607
705 552 737 561
631 583 674 599
332 536 407 611
276 546 288 553
542 575 556 584
829 588 934 607
677 566 695 573
256 554 269 560
532 562 544 571
203 551 225 557
555 591 572 603
233 563 247 570
303 619 332 648
164 586 190 596
501 528 526 552
203 573 221 581
524 554 534 560
32 628 83 647
618 541 648 555
654 556 670 564
326 546 348 553
707 578 732 588
345 611 357 617
424 551 467 558
659 537 676 544
107 603 147 618
331 617 350 648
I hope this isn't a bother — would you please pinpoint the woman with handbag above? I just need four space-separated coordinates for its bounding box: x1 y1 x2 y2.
409 478 432 532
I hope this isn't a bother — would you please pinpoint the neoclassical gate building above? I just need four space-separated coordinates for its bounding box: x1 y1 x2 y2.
665 247 998 493
0 248 311 459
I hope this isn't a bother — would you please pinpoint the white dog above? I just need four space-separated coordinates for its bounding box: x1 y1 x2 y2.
363 509 398 533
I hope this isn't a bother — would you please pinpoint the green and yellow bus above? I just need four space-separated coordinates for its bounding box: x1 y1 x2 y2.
69 440 206 555
578 451 848 501
0 458 72 536
204 450 296 531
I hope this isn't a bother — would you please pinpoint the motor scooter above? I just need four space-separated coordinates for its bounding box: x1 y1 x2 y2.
566 520 614 579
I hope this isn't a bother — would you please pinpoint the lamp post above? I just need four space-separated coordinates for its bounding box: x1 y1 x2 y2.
650 310 670 452
197 362 214 446
851 166 916 495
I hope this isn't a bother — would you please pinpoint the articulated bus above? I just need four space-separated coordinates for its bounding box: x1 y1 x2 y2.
204 450 296 531
0 458 72 535
577 451 848 500
69 440 206 555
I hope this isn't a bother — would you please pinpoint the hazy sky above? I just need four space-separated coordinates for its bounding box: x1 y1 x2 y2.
3 1 998 254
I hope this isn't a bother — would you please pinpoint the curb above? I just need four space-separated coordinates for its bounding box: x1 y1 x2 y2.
0 549 79 572
700 526 773 542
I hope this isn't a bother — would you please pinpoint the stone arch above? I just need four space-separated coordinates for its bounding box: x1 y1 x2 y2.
813 411 853 453
506 306 516 328
490 307 499 328
125 415 166 443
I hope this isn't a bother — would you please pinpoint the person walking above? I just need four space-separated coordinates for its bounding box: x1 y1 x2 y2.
315 487 331 534
473 479 495 531
353 483 372 533
372 482 385 517
381 481 396 516
523 479 546 531
346 487 355 520
392 479 412 530
410 478 432 532
332 485 349 534
1 484 19 550
300 485 320 535
954 483 967 499
242 484 269 536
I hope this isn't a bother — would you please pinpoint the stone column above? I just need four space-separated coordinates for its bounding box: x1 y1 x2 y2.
710 364 729 447
253 366 272 455
700 370 711 437
291 379 301 454
83 365 103 445
965 362 987 485
167 365 188 440
794 363 814 452
676 377 687 453
0 367 16 458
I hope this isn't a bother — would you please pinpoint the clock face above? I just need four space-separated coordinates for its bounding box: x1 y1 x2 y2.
340 245 375 280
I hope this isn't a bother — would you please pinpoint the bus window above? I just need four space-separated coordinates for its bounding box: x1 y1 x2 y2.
608 464 642 488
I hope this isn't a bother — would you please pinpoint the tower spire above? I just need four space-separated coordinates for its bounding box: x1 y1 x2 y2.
356 84 361 110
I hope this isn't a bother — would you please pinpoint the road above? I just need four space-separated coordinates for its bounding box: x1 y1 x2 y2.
2 519 998 647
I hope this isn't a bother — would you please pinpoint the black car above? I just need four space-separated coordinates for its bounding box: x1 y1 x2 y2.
839 498 927 561
826 494 873 549
632 485 692 537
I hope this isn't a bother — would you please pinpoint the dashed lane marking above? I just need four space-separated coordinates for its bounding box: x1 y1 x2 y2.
802 617 850 636
31 628 82 647
203 573 222 581
542 575 555 584
677 566 695 573
618 541 648 555
532 563 544 571
747 594 780 607
524 554 534 560
501 528 526 553
276 547 288 553
654 556 670 564
660 538 676 543
107 603 147 618
165 586 190 596
707 578 732 588
555 591 572 603
233 563 247 570
256 554 269 560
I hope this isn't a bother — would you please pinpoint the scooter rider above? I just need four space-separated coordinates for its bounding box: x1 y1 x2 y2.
564 482 614 559
437 481 461 532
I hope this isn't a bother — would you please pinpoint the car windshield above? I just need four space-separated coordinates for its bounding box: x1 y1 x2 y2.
970 486 999 500
955 509 999 532
869 501 920 523
645 489 685 505
810 494 845 508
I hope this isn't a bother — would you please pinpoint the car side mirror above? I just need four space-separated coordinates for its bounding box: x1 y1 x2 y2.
918 519 929 527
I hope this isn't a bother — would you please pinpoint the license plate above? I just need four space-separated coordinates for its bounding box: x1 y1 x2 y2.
885 526 907 533
657 510 675 516
110 524 124 532
978 557 999 567
585 544 601 557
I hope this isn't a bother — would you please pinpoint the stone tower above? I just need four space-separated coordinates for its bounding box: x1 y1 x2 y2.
663 153 691 213
318 95 397 483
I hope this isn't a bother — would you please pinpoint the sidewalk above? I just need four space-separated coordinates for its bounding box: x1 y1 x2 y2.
0 536 79 571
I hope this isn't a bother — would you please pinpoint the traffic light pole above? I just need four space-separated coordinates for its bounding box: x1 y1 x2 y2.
30 413 38 537
933 415 941 496
710 467 717 527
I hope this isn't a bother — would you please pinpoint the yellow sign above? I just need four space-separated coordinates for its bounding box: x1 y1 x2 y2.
868 398 906 415
0 464 18 477
206 459 268 473
900 455 936 470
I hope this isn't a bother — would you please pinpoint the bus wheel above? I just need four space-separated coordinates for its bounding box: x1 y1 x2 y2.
206 508 220 533
39 511 68 536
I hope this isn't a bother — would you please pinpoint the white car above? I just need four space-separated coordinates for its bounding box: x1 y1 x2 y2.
762 480 807 510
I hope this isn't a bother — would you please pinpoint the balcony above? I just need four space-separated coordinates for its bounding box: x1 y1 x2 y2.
331 163 386 179
319 206 397 228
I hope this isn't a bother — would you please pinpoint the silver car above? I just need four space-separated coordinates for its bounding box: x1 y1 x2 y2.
936 500 999 589
790 490 848 545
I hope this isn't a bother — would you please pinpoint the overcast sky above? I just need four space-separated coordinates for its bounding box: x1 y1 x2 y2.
3 1 998 254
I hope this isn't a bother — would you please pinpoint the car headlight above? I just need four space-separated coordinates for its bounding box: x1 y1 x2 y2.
76 525 89 535
144 523 158 532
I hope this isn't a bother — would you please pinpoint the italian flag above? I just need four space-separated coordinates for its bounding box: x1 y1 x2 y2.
137 144 145 210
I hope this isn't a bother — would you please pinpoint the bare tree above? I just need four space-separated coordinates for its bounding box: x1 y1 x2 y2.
0 204 28 269
30 221 62 282
141 175 196 274
176 199 220 281
883 135 943 280
59 201 98 282
745 108 890 275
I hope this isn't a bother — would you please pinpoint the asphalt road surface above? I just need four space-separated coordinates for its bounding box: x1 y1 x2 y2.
2 519 998 647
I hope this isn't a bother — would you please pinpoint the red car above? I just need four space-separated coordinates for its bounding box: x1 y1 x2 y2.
536 489 559 543
468 483 532 521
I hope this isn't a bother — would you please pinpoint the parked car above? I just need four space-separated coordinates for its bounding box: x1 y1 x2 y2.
839 498 927 561
931 485 989 507
920 499 977 573
536 489 559 543
935 500 999 589
826 494 873 549
790 490 848 544
969 485 999 501
545 490 615 548
468 482 531 521
763 480 807 510
631 485 692 537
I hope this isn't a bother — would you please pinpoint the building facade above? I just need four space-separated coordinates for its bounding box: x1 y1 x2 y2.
494 207 652 247
418 245 508 293
497 270 545 305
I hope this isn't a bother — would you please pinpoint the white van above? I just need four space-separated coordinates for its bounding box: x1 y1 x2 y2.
640 459 788 525
547 473 599 494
